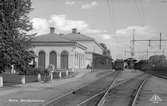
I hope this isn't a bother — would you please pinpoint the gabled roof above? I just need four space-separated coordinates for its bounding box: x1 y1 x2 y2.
32 33 74 43
61 33 103 50
61 33 94 41
31 33 87 50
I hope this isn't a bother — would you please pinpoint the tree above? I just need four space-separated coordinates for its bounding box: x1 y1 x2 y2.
0 0 35 74
100 43 107 50
106 49 111 57
100 43 111 57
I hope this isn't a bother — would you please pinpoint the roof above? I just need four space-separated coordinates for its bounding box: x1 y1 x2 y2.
93 53 113 60
62 33 104 51
61 33 94 41
32 33 74 43
31 33 87 50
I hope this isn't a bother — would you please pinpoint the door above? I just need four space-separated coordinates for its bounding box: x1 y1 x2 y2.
61 51 68 69
49 51 57 69
38 51 45 70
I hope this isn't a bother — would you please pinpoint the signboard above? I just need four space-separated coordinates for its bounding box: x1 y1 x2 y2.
149 94 162 103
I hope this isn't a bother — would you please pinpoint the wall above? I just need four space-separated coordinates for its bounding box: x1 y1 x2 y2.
31 45 86 71
73 47 86 69
85 53 93 67
77 41 103 67
78 41 103 55
1 74 37 84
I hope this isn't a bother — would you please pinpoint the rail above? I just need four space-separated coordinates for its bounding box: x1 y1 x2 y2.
97 72 120 106
131 78 148 106
42 71 117 106
97 73 147 106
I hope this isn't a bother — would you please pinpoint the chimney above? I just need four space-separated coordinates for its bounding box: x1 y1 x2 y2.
72 28 77 33
50 27 55 34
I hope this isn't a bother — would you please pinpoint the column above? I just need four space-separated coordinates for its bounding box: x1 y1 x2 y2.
80 55 82 69
35 52 38 68
83 55 85 68
45 52 49 68
72 53 75 72
81 55 83 68
69 53 74 70
78 54 80 69
76 53 78 68
57 52 61 69
79 54 81 69
75 53 76 68
74 53 76 69
82 55 84 68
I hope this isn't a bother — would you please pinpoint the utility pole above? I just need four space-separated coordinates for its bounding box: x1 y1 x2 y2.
160 32 162 49
131 32 167 49
124 49 127 58
162 49 165 55
130 32 167 59
131 29 135 58
146 47 149 60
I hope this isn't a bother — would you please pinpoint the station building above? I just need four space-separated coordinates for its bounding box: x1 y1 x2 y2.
31 27 104 71
60 28 103 68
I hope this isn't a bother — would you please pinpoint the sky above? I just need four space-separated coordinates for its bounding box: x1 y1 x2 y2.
29 0 167 59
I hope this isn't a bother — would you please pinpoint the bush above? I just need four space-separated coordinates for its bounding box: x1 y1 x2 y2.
22 68 46 75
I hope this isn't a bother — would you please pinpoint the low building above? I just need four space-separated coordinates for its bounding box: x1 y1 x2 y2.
61 28 104 67
31 27 87 71
31 27 105 71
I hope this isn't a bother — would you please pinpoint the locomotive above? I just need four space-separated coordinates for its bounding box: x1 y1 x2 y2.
113 59 124 71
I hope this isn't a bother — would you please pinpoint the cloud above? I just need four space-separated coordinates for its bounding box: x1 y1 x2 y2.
31 17 162 59
83 29 107 34
31 15 115 56
31 18 50 35
81 1 97 9
114 25 153 48
31 14 106 35
112 25 166 59
93 34 113 41
65 1 75 5
101 34 111 40
49 15 88 31
116 26 148 35
115 25 156 40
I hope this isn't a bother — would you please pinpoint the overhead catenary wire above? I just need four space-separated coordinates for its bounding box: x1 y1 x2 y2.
130 31 167 59
134 0 145 26
139 0 145 26
106 0 115 33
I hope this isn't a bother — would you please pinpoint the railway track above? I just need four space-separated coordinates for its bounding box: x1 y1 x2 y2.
147 71 167 79
42 71 120 106
42 71 148 106
99 74 150 106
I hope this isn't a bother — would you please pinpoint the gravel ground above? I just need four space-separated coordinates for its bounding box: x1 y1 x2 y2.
0 69 142 106
0 69 113 106
44 71 119 106
136 76 167 106
103 74 148 106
